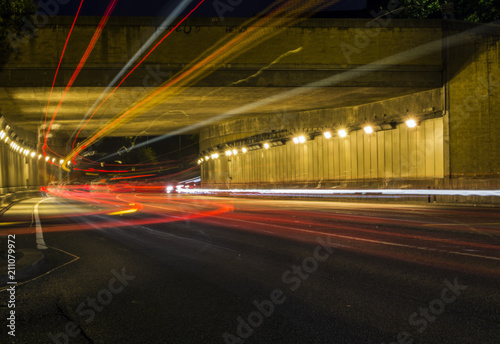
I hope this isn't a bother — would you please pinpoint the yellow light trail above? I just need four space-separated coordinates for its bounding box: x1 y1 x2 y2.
107 208 139 216
63 0 339 171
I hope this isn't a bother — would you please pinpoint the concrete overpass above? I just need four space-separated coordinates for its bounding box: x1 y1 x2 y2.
0 17 444 138
0 17 498 199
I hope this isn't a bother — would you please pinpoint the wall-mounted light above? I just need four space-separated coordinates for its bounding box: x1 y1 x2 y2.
263 143 270 149
406 119 417 128
293 135 307 144
232 149 238 155
225 150 232 156
242 147 247 153
364 126 374 134
323 131 332 139
338 129 348 138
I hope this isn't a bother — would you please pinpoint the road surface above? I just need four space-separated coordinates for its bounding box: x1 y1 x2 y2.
0 188 499 344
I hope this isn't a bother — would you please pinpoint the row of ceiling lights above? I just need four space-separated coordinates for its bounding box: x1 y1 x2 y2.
0 129 70 168
197 119 419 165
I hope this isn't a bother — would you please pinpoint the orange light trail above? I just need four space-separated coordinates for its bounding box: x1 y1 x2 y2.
8 185 233 236
72 0 207 150
63 0 339 170
4 186 494 279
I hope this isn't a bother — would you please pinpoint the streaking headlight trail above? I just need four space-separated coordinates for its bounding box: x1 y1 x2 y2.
178 188 500 197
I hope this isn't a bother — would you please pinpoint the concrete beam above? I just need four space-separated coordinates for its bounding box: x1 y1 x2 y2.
0 66 442 88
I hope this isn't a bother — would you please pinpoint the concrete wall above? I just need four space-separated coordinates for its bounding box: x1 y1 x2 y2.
202 117 444 188
200 89 447 188
199 89 443 150
6 17 443 67
0 122 51 196
200 22 500 193
447 27 500 180
2 17 443 87
0 141 38 194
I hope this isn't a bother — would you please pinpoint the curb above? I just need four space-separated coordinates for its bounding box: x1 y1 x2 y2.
0 199 23 216
0 189 44 207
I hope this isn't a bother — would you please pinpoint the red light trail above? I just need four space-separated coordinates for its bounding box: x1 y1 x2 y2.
72 0 207 150
44 0 119 155
63 0 339 170
6 185 233 236
110 174 157 180
5 187 498 278
43 0 85 141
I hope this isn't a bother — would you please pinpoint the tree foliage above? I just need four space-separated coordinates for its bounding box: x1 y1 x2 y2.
368 0 500 23
0 0 36 41
120 137 159 165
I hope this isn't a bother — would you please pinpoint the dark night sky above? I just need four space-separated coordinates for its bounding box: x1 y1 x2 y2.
36 0 367 17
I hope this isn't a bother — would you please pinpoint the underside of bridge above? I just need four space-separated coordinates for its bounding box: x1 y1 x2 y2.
0 85 428 137
0 17 498 199
0 18 443 139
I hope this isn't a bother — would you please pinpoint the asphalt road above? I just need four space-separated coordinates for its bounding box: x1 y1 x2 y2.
0 191 499 344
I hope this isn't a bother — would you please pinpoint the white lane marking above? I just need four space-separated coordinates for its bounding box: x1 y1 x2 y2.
33 198 50 250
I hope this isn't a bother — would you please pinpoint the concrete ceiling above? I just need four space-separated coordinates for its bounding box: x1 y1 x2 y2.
0 85 426 140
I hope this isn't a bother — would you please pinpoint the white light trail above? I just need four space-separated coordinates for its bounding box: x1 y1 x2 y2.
100 20 500 161
178 188 500 197
69 0 195 142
